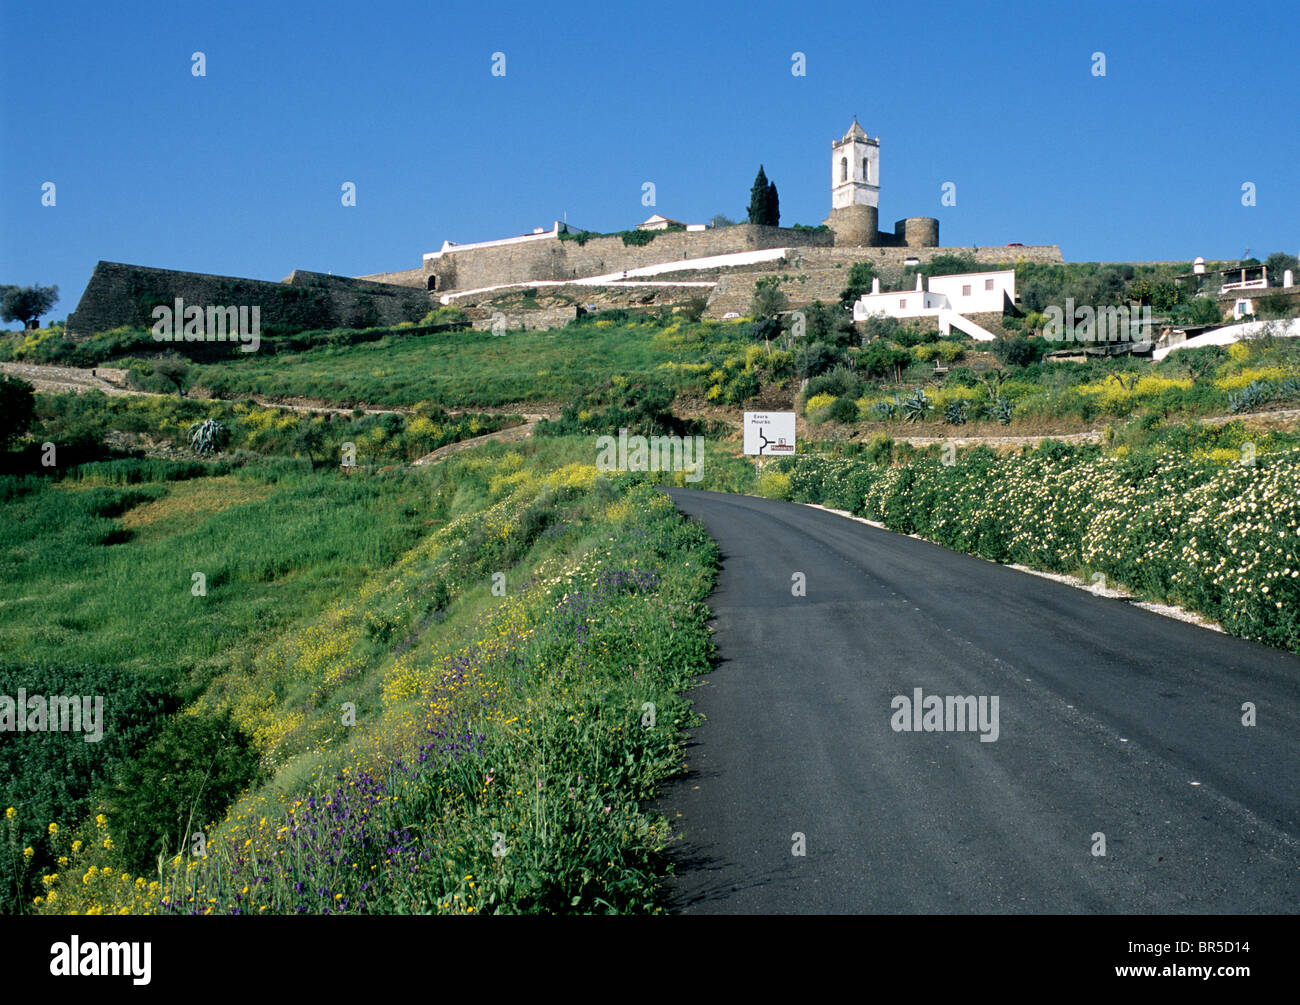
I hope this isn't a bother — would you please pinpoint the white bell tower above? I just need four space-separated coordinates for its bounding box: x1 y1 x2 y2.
831 118 879 211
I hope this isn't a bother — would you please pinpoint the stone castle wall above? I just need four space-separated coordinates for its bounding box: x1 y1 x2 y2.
359 224 836 294
66 262 434 338
703 244 1065 318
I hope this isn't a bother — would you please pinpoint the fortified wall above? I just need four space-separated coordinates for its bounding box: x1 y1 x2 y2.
703 244 1065 318
66 262 433 338
359 224 836 294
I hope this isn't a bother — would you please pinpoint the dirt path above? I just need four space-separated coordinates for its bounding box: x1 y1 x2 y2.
0 361 152 398
412 421 540 466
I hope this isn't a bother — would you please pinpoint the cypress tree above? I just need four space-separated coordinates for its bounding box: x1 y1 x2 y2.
766 179 780 226
748 166 771 225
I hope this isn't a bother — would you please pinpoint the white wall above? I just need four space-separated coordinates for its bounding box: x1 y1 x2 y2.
831 136 880 210
852 270 1014 322
927 270 1015 313
853 290 945 321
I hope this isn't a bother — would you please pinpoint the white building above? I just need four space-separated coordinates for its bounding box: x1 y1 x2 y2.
637 214 686 231
854 270 1014 319
852 269 1015 341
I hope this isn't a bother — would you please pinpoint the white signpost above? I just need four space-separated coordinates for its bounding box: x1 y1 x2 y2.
743 411 796 472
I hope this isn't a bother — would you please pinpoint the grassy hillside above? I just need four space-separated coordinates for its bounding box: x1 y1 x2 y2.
5 439 719 915
189 317 747 408
4 282 1299 916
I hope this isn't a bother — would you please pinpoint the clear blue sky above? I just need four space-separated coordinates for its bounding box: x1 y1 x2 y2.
2 0 1297 322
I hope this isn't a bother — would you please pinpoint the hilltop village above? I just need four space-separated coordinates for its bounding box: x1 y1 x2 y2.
65 121 1064 339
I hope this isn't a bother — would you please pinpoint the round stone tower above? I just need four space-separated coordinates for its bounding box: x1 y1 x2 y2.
897 216 939 248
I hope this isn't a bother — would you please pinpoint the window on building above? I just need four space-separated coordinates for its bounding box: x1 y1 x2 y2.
862 158 869 182
427 276 438 291
840 158 848 182
899 299 907 309
962 284 972 297
985 279 994 291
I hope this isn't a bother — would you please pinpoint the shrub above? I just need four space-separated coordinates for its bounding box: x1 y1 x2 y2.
839 262 879 307
680 297 708 323
805 392 836 414
992 336 1043 367
805 364 861 401
0 663 175 914
537 378 697 437
794 340 845 378
421 306 469 327
101 710 263 874
894 326 941 349
751 277 788 319
935 341 966 362
0 375 35 449
802 301 856 345
828 396 860 423
861 315 903 341
859 341 912 380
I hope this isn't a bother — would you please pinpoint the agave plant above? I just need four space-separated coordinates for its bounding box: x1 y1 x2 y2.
943 399 968 425
871 397 901 421
983 396 1013 425
188 418 229 456
1228 380 1271 414
901 388 931 423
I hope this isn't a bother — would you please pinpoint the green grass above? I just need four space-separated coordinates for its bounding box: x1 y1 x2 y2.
0 461 446 687
189 319 750 407
26 391 518 467
7 436 724 914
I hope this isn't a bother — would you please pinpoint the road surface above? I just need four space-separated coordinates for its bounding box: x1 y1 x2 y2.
656 488 1300 914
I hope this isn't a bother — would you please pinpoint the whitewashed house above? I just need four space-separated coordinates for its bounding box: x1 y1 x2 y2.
852 269 1016 341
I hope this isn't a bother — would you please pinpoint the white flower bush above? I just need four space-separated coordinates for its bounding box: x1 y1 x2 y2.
784 447 1300 650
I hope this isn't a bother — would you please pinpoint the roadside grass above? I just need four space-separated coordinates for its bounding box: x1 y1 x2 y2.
19 438 720 914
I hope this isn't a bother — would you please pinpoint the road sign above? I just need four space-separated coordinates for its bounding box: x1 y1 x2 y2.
743 411 796 456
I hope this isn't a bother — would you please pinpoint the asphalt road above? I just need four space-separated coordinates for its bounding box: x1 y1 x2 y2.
655 488 1300 914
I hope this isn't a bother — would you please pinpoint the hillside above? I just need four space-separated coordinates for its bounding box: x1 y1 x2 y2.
2 281 1298 916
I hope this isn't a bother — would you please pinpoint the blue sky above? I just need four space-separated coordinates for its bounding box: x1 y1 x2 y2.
2 0 1297 321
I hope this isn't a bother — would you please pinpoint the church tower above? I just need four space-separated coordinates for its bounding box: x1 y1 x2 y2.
824 118 881 246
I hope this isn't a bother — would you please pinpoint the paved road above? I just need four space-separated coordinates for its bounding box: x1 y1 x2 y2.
656 489 1300 914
